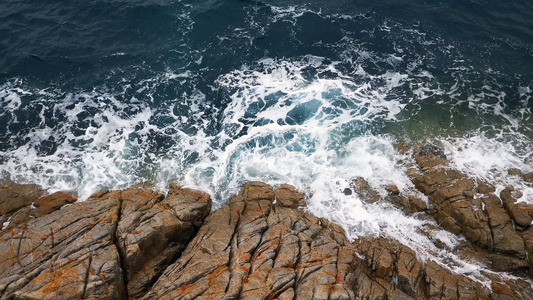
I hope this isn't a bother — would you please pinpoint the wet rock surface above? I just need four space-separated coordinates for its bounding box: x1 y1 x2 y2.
1 174 533 299
142 181 533 300
408 146 533 278
352 177 381 203
409 149 529 271
350 237 529 299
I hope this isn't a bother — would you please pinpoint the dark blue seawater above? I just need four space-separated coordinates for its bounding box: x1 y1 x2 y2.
1 1 533 252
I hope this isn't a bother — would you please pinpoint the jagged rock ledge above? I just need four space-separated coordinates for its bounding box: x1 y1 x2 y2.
1 147 533 299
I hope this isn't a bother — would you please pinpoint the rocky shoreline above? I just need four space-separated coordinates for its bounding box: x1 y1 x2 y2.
1 146 533 299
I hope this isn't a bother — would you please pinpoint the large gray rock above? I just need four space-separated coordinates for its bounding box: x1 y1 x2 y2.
143 182 533 300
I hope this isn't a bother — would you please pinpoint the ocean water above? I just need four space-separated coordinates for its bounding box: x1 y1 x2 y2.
1 0 533 280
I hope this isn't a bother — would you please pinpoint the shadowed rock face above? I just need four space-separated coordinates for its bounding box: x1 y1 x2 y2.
116 185 211 299
1 178 533 299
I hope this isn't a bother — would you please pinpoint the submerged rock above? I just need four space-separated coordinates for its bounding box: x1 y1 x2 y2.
352 177 381 203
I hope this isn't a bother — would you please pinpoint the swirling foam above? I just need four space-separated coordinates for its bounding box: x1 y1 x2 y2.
1 3 533 283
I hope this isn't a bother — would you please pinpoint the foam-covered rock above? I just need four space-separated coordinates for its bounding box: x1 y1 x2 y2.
409 147 529 274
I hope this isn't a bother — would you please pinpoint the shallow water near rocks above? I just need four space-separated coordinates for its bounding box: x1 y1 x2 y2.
1 0 533 282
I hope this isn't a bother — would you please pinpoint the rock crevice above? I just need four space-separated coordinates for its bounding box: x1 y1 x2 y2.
0 182 211 300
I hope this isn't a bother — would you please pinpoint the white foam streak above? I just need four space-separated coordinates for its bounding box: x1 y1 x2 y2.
442 134 533 203
147 58 488 280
